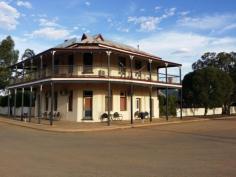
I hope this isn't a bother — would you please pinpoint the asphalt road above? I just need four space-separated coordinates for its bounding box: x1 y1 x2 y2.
0 119 236 177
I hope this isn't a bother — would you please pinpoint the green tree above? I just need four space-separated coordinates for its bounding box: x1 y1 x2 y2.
0 36 19 89
192 52 236 113
192 52 236 72
183 67 233 115
21 48 35 60
158 94 177 117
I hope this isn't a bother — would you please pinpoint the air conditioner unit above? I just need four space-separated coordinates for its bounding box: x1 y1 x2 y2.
98 70 105 77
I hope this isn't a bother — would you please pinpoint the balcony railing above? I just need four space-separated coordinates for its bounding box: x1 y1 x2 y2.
10 65 180 85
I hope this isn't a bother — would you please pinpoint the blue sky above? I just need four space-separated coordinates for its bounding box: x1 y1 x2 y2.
1 0 236 75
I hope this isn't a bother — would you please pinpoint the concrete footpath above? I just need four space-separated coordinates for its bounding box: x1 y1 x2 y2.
0 115 218 133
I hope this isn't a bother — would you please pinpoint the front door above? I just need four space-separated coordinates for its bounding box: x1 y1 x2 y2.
83 91 93 120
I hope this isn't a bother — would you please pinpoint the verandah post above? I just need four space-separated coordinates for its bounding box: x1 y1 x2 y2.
149 59 152 122
21 87 24 121
149 86 153 122
29 86 33 122
38 84 43 124
7 89 10 117
106 51 112 126
130 55 134 125
165 63 168 121
50 82 54 126
14 88 17 119
179 66 183 119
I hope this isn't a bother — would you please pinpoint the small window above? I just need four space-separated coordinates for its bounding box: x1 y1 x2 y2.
83 90 93 97
120 91 127 111
68 90 73 112
83 53 93 73
135 60 142 70
118 57 126 67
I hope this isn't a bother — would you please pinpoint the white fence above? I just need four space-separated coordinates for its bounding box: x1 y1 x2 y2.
177 106 236 117
0 107 35 116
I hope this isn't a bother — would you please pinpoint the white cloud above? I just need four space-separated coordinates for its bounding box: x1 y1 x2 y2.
163 8 176 18
117 27 129 33
85 1 90 6
128 7 176 32
179 11 190 16
0 1 20 30
178 14 236 30
39 18 58 27
172 48 191 54
16 0 32 9
73 26 79 30
154 6 161 11
26 27 70 40
128 16 160 31
12 36 51 58
121 31 236 75
140 8 145 12
220 23 236 33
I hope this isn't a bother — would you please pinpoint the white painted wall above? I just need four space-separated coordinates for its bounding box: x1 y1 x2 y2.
33 83 160 122
176 107 236 117
0 107 35 116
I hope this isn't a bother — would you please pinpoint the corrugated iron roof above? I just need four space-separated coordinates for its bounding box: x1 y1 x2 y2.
55 33 161 60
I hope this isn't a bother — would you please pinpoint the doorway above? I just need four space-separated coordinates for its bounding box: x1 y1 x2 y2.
83 91 93 120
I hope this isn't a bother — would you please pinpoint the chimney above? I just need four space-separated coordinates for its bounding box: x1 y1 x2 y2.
137 44 140 50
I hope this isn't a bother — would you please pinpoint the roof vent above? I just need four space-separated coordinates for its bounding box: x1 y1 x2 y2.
137 44 140 50
64 39 68 42
95 34 104 41
81 33 88 41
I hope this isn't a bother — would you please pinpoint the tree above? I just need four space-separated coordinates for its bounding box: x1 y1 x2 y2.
0 36 19 89
21 48 35 60
192 52 236 112
192 52 236 72
183 67 233 115
158 94 177 117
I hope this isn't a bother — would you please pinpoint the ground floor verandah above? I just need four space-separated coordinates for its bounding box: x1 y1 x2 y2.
6 81 182 125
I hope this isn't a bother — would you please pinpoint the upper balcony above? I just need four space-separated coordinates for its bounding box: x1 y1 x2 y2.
8 46 182 89
10 64 181 86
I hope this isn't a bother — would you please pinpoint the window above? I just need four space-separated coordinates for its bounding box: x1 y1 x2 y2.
118 57 126 67
68 90 73 112
68 54 74 74
120 91 127 111
136 98 141 110
135 60 142 70
118 57 126 76
105 90 113 111
83 53 93 73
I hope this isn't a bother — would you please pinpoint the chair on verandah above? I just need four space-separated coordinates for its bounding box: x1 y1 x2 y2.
101 113 108 121
112 112 123 120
